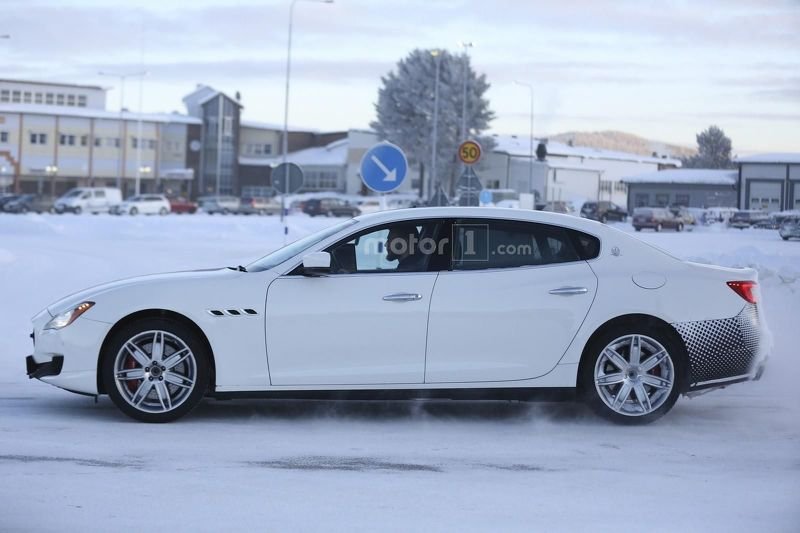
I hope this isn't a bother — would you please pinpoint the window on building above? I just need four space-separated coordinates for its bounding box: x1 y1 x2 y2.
0 90 9 102
78 95 87 107
12 90 21 103
264 144 272 155
148 139 157 150
304 170 340 190
614 181 627 193
34 92 43 104
66 94 76 106
94 137 102 147
30 133 47 145
0 131 8 143
45 93 54 105
675 194 690 206
223 116 233 137
23 91 32 103
132 137 138 149
80 135 89 147
107 137 120 148
59 134 76 146
635 193 649 207
655 194 669 207
599 180 612 193
56 94 65 106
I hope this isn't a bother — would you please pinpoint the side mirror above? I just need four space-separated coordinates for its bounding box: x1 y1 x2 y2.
302 251 331 276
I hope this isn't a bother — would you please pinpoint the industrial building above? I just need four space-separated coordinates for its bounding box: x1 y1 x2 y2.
736 153 800 213
621 169 738 213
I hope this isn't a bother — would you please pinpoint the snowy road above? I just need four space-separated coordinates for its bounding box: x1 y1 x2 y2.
1 215 798 532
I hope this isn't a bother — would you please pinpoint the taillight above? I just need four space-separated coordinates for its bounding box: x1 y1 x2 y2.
727 281 757 304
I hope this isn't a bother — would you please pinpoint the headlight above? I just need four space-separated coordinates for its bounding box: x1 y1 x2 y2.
44 302 95 330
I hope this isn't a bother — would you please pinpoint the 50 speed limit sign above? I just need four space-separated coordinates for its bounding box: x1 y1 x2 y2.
458 140 482 165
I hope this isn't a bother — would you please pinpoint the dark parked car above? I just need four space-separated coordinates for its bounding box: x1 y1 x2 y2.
302 198 361 217
3 194 55 214
581 201 628 223
0 194 22 211
168 197 198 214
729 210 770 229
779 216 800 241
632 207 685 232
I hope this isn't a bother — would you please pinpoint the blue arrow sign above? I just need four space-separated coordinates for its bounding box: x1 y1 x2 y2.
479 189 492 205
360 142 408 193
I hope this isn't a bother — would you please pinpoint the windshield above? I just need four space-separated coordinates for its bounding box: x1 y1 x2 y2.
63 189 83 198
247 220 356 272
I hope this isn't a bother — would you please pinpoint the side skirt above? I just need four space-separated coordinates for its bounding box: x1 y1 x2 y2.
210 387 577 402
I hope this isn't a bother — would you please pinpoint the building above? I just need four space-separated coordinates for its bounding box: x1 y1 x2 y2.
483 135 680 207
0 103 201 196
0 79 106 109
736 153 800 213
621 169 738 213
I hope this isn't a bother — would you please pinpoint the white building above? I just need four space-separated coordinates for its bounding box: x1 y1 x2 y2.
482 135 681 207
0 79 107 109
736 153 800 213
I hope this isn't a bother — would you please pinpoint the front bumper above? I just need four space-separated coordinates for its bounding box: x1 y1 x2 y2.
26 354 64 379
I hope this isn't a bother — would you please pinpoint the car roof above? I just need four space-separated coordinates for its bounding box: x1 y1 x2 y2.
353 207 608 234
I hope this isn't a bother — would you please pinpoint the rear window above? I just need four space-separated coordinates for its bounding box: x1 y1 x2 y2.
568 230 601 260
634 208 653 216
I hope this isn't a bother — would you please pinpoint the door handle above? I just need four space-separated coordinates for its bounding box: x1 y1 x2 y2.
383 293 423 302
549 286 589 295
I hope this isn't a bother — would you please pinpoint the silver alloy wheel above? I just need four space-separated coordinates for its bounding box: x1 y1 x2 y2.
594 334 675 417
113 330 197 414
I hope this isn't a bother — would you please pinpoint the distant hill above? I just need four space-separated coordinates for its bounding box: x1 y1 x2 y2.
549 131 695 160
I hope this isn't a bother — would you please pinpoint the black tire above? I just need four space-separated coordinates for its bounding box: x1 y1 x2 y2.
129 207 138 216
600 214 608 224
159 207 168 216
579 323 687 425
74 206 82 215
634 226 641 232
782 236 789 241
101 318 211 423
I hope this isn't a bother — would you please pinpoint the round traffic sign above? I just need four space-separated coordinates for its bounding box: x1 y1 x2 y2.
272 162 304 194
359 142 408 193
458 140 482 165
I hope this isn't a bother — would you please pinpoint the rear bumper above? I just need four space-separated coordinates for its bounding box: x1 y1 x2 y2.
673 303 768 391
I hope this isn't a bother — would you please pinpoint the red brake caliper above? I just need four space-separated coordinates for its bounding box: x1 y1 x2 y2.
124 355 140 393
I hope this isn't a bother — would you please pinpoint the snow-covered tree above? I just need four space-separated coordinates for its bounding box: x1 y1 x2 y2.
371 49 495 196
682 125 733 169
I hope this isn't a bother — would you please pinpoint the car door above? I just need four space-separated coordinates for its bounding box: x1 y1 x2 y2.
265 219 448 386
425 218 598 383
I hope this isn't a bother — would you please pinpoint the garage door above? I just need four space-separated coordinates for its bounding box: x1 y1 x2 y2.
794 182 800 210
749 181 782 212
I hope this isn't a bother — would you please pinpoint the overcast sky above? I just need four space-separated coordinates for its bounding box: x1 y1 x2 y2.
2 0 798 153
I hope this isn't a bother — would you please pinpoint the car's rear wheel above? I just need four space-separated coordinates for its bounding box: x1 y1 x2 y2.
159 207 168 215
580 326 686 424
600 214 608 224
130 207 138 216
102 319 210 423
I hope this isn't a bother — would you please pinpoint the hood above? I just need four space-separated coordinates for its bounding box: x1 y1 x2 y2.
44 267 237 316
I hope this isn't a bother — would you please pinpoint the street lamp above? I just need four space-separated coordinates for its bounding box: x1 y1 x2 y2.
458 41 473 141
514 81 535 196
281 0 334 225
429 49 442 201
43 165 58 196
98 70 147 193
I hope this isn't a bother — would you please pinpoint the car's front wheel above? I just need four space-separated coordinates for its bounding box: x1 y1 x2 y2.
102 318 210 423
580 326 686 424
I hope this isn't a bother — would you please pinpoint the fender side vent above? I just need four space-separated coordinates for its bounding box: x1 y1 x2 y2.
208 310 224 316
243 308 258 315
226 309 241 316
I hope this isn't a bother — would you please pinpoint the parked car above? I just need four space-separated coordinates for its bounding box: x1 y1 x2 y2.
198 195 240 215
238 196 281 216
704 206 738 224
778 216 800 241
581 201 627 223
168 197 198 214
0 194 22 211
111 194 171 215
303 198 361 217
3 194 55 214
53 187 122 214
729 210 770 229
632 207 685 232
26 207 768 424
539 201 576 215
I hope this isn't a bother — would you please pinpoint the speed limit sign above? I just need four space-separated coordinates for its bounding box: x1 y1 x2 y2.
458 140 482 165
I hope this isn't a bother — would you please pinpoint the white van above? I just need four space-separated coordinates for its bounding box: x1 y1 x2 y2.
54 187 122 214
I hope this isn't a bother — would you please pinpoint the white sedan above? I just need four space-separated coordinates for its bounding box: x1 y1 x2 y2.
26 208 768 423
111 194 171 216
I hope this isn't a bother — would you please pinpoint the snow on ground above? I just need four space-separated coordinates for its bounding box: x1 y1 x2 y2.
0 214 798 532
